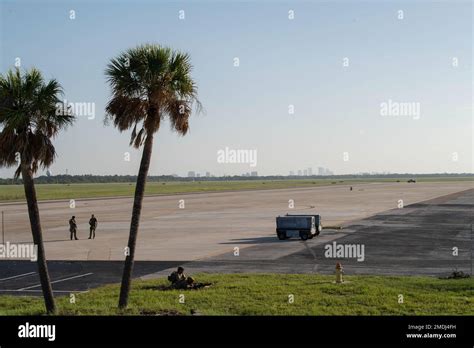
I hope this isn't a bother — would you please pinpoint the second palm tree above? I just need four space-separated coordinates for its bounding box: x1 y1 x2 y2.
105 44 201 309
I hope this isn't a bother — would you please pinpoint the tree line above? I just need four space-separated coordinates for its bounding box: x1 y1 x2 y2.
0 173 471 185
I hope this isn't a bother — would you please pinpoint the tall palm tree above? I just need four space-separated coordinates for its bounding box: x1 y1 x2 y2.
105 44 201 309
0 68 75 314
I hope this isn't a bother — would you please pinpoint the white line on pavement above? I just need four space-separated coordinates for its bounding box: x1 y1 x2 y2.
0 289 90 294
0 272 36 282
18 272 93 291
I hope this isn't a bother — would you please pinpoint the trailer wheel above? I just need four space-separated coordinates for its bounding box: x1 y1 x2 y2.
308 233 314 239
277 232 286 240
300 232 309 241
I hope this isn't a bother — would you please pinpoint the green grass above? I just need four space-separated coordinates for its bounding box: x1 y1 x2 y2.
0 274 472 315
0 177 472 202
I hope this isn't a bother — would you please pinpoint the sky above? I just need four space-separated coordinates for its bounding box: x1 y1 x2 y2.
0 0 472 178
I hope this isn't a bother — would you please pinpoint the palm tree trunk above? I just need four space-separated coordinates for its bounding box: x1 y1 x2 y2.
118 133 154 309
21 164 56 314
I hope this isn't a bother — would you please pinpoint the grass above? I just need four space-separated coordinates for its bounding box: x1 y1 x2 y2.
0 177 472 202
0 273 472 315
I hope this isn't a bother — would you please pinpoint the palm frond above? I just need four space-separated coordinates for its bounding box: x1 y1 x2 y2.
105 44 202 145
0 68 74 175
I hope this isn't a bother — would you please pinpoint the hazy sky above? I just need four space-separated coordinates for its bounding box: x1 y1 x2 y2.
0 0 472 178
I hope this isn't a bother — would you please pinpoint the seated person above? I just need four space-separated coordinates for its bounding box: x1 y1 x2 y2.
168 267 188 289
168 268 210 290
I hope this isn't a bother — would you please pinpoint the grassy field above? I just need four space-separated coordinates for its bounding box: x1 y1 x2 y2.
0 273 472 315
0 177 472 202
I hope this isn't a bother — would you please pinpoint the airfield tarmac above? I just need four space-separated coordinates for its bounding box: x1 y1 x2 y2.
0 186 472 296
0 181 472 261
144 187 473 278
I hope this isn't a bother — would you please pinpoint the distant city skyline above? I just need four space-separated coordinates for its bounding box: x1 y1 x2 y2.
0 1 472 179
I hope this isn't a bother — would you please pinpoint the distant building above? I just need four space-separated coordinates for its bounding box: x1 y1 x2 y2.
187 171 195 178
297 170 302 176
205 172 211 177
307 168 312 176
318 167 324 175
196 173 201 178
303 169 308 176
250 171 258 177
289 171 294 176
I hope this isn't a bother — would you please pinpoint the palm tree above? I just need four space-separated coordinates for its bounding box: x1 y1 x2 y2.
105 44 201 309
0 68 75 314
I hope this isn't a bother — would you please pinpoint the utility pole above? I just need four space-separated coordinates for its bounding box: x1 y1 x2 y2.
2 211 4 244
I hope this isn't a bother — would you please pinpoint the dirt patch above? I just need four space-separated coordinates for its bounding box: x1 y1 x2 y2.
139 309 181 316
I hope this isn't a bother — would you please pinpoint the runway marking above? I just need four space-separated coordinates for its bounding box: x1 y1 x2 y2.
302 241 318 259
0 289 90 294
18 272 93 291
302 241 320 272
0 272 36 282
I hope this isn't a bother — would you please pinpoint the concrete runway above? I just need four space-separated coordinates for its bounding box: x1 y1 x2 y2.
0 185 472 296
0 181 472 261
144 188 474 278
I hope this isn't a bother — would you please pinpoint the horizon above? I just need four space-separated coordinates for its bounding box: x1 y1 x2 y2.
1 172 473 181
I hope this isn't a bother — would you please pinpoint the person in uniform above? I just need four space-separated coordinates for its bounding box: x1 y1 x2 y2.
88 214 98 239
167 268 210 290
69 216 78 240
168 267 188 289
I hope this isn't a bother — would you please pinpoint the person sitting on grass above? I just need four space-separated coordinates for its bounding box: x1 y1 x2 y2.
167 267 212 290
168 267 189 289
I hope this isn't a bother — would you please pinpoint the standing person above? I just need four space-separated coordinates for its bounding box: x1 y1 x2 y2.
89 214 98 239
69 216 78 240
